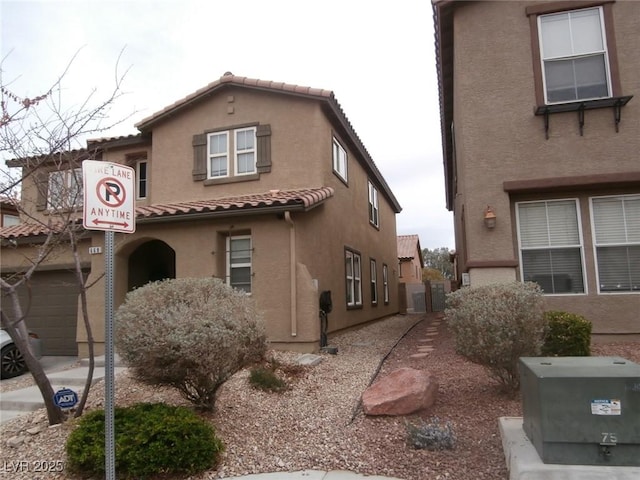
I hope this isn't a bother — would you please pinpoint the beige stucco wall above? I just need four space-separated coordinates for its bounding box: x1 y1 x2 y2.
449 1 640 333
399 255 423 284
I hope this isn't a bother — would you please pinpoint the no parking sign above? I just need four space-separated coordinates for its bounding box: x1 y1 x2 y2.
82 161 136 233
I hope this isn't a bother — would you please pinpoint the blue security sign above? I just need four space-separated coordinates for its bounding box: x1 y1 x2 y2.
53 388 79 409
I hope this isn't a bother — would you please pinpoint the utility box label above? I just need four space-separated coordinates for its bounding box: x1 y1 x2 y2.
591 399 621 415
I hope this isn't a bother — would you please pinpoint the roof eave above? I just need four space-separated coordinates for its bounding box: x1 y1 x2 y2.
136 203 311 225
433 0 455 211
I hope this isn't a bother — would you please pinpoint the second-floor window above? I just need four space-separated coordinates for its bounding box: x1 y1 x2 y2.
48 168 83 210
235 127 256 175
332 137 348 182
538 7 610 104
207 127 257 179
208 132 229 178
136 160 148 199
368 181 379 227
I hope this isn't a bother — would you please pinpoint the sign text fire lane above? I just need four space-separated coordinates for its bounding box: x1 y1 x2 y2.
82 160 136 233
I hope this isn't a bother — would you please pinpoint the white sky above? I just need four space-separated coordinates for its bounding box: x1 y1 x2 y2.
0 0 454 250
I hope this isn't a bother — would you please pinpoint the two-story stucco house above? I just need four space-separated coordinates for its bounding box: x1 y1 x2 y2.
433 0 639 337
1 73 402 356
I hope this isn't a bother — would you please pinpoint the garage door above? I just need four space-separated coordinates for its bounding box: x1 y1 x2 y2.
3 270 80 356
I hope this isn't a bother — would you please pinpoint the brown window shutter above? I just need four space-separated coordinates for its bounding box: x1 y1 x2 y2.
256 124 271 173
35 171 49 211
192 133 207 181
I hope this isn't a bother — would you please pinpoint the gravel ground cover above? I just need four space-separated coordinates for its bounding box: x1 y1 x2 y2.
1 313 638 480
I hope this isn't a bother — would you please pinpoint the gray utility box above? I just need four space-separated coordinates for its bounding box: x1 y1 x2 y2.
519 356 640 466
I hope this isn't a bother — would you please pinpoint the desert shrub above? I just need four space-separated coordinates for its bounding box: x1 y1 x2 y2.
249 366 288 392
542 310 592 356
406 417 456 450
115 277 267 410
445 282 545 393
66 403 223 478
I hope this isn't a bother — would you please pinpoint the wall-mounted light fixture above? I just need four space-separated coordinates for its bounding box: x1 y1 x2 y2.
484 206 497 229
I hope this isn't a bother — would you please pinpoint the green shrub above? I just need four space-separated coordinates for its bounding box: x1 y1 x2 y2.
249 366 288 392
445 282 545 393
406 417 456 450
115 278 267 410
542 311 592 356
66 403 224 478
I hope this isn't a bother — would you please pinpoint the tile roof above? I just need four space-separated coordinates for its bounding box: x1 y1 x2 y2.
0 187 334 239
136 187 334 221
131 72 401 213
397 234 421 260
0 221 70 239
135 73 334 130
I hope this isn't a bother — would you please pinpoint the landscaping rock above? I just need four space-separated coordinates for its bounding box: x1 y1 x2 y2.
362 367 438 416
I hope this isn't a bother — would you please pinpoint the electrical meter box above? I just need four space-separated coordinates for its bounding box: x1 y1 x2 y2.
519 356 640 466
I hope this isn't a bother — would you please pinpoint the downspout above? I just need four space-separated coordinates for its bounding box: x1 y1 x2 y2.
284 211 297 337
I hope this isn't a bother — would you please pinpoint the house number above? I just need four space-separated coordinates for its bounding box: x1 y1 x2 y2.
89 247 102 255
601 432 617 445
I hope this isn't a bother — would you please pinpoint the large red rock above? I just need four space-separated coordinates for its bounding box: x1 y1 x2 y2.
362 367 438 416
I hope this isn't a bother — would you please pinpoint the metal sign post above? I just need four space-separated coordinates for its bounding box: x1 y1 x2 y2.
104 230 116 479
82 160 136 480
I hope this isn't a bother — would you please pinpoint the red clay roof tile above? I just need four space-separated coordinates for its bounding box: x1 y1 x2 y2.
0 187 334 239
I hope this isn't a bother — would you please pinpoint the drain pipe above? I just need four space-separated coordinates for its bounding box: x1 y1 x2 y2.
284 211 297 337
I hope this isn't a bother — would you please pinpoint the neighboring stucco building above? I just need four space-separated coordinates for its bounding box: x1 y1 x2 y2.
1 197 20 227
397 234 424 284
397 234 426 313
1 73 402 356
434 0 639 336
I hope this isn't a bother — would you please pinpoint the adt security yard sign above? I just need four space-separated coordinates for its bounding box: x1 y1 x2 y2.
83 160 136 233
53 388 78 410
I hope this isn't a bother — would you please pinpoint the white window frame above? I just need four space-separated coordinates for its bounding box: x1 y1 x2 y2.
516 198 587 295
226 235 252 294
382 264 389 304
368 180 379 227
332 137 348 182
235 127 257 176
207 132 229 178
2 214 19 226
47 167 83 210
136 160 148 199
590 194 640 294
538 6 612 104
345 249 362 307
370 259 378 305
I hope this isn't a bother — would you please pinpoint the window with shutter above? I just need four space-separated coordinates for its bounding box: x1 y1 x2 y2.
193 124 271 183
517 199 586 294
591 194 640 293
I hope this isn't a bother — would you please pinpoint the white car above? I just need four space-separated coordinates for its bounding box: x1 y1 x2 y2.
0 329 42 379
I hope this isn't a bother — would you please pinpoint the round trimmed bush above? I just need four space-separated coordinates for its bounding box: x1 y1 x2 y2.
542 310 592 356
445 282 545 393
115 277 267 410
66 403 224 478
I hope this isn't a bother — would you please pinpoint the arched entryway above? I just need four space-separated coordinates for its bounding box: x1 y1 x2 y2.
127 240 176 291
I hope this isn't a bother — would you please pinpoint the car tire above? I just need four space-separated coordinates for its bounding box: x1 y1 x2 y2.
1 344 27 379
